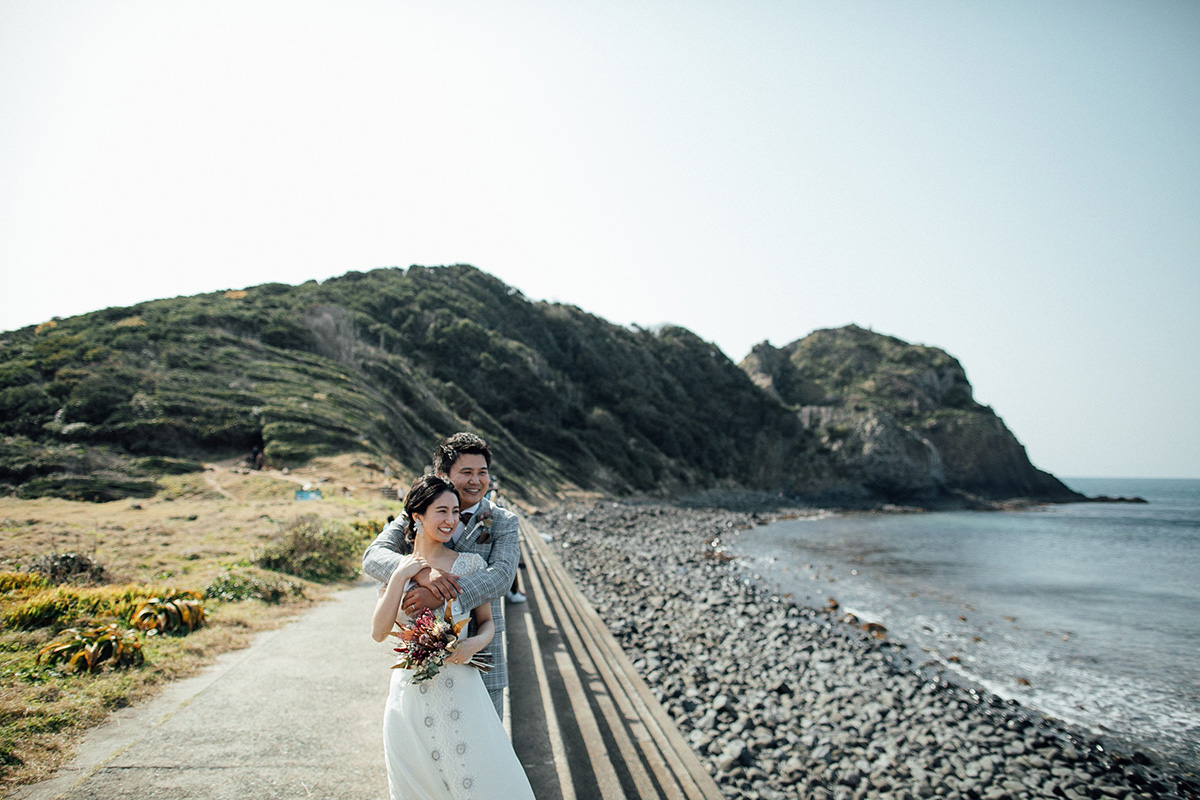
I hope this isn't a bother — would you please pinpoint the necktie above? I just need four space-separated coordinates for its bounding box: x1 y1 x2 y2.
460 511 473 527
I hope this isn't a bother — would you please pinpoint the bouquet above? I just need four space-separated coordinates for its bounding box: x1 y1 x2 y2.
390 604 493 683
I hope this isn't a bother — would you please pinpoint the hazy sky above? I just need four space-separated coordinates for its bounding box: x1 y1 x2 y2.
2 1 1198 479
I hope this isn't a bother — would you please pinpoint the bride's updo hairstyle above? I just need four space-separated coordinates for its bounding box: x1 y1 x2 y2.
401 474 460 552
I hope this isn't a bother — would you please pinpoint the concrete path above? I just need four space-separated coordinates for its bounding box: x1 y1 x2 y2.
13 580 393 800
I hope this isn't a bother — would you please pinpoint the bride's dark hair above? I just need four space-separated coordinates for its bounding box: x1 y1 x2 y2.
401 474 460 552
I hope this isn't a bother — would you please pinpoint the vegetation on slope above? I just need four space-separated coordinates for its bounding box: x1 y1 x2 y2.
1 265 1072 504
1 265 819 502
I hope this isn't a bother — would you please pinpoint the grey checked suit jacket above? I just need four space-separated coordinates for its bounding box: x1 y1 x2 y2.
362 497 520 696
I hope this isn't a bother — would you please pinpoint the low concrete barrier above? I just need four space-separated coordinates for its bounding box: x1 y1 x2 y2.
508 519 725 800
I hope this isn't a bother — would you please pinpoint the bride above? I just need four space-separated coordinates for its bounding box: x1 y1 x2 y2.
371 474 535 800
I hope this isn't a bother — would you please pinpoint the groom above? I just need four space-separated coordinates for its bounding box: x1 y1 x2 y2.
363 432 520 717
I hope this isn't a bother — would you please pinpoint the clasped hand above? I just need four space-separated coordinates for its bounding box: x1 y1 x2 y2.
400 563 461 617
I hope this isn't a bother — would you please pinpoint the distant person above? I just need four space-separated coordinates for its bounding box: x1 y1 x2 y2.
507 567 527 605
363 432 520 716
489 477 526 605
250 445 264 470
371 474 534 799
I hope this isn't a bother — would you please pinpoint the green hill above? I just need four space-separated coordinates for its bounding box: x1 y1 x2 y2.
0 265 1077 506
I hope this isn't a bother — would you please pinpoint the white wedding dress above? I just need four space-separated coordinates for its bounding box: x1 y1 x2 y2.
383 553 535 800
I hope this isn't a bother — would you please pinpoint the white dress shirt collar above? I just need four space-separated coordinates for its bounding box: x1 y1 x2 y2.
451 500 483 545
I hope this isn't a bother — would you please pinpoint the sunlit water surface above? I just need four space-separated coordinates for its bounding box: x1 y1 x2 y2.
729 478 1200 770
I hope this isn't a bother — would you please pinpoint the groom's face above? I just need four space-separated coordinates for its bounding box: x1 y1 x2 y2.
445 454 490 508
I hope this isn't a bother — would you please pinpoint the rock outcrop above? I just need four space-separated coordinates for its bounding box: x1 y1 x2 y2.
741 325 1080 505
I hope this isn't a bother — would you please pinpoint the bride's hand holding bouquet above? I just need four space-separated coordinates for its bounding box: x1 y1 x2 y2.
389 602 493 682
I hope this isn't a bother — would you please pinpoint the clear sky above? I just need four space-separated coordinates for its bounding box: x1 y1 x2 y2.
2 1 1198 480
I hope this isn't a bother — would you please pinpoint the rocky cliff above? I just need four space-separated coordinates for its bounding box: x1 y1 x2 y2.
740 325 1081 504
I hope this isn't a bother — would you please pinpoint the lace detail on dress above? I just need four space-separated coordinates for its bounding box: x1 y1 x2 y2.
396 553 486 626
410 662 474 798
448 552 485 619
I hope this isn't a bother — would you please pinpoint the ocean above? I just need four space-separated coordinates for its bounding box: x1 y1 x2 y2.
729 478 1200 771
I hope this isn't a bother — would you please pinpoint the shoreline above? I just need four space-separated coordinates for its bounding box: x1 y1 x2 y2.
532 499 1199 800
726 495 1200 772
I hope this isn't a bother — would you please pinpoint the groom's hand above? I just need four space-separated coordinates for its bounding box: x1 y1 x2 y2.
417 566 461 600
401 586 439 616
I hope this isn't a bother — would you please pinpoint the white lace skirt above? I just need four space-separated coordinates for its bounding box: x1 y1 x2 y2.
383 663 534 800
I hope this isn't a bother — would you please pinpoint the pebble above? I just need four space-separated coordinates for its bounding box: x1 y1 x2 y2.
534 501 1199 800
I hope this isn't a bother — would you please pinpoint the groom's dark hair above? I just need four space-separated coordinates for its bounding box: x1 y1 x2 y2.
433 432 492 474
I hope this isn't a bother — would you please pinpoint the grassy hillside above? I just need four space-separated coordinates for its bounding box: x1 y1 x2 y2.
0 265 819 503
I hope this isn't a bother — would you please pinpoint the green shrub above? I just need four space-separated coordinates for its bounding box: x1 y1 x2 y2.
17 474 158 502
3 590 72 629
255 516 366 582
261 440 320 467
2 584 170 630
128 456 206 476
350 519 386 538
62 368 144 425
203 569 305 603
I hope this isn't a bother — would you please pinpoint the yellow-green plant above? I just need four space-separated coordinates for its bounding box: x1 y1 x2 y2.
3 589 73 629
37 622 145 672
0 571 50 594
202 568 304 603
132 590 206 635
2 584 168 630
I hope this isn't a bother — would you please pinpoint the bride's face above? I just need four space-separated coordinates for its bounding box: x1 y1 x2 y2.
413 490 459 544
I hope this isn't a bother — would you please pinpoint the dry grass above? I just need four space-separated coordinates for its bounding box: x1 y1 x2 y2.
0 453 413 797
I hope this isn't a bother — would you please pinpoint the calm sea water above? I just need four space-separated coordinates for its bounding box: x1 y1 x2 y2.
729 478 1200 770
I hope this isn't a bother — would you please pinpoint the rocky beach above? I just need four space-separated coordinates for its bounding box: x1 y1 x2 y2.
531 501 1199 800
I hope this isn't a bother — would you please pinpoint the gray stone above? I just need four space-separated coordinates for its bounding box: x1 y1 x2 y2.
723 739 751 766
716 752 739 772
